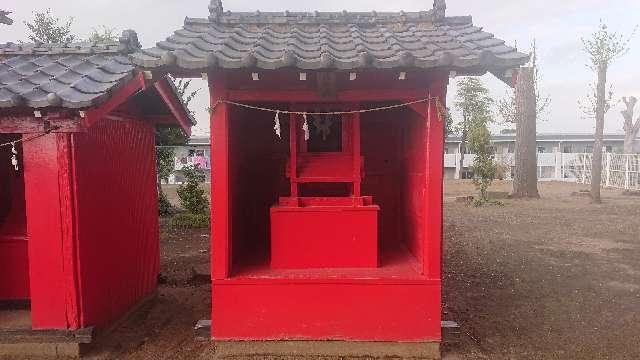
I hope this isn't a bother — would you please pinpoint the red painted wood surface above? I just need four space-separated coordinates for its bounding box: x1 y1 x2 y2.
0 135 29 300
270 205 379 269
212 282 440 341
71 117 159 329
210 73 232 280
22 134 71 329
424 79 447 279
210 69 446 342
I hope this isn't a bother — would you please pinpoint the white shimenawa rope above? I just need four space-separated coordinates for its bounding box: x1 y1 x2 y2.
211 97 442 116
210 97 445 140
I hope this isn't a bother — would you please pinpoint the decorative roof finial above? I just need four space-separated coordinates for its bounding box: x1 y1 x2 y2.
119 30 141 53
209 0 224 22
0 10 13 25
433 0 446 20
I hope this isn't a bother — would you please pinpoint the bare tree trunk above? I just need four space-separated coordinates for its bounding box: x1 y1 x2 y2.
458 123 467 179
622 97 639 154
512 67 540 198
591 64 606 203
623 133 636 154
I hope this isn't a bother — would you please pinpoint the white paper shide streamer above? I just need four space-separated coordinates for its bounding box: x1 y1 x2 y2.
274 111 281 138
302 113 310 141
9 142 18 170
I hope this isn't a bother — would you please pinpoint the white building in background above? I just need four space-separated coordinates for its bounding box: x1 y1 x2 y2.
444 131 629 180
160 136 211 184
162 132 633 184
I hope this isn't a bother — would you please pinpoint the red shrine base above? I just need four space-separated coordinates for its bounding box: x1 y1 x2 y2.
212 247 441 342
270 199 379 269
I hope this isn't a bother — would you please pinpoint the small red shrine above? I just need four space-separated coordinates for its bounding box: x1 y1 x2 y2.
0 32 191 357
132 0 527 356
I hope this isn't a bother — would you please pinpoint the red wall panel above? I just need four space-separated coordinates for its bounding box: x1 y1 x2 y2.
71 118 159 329
401 110 427 264
213 282 441 341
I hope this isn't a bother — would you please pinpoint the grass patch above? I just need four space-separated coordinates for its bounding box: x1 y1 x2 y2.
170 213 210 229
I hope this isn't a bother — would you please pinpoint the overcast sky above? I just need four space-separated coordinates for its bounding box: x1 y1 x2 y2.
2 0 639 136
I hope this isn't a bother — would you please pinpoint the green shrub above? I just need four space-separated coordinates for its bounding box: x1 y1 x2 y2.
170 212 210 229
158 190 174 216
177 165 209 215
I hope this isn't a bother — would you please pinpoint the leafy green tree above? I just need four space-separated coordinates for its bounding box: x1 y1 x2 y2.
177 165 209 215
24 9 75 43
454 77 494 179
454 77 496 203
468 122 497 205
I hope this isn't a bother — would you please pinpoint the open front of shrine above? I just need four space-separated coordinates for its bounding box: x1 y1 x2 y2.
129 0 528 354
205 70 448 343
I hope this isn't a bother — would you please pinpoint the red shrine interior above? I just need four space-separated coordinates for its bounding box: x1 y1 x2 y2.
228 103 427 273
210 69 446 341
0 135 29 302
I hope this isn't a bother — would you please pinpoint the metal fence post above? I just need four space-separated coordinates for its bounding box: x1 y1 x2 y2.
554 152 562 181
582 154 587 184
625 155 630 190
605 152 611 187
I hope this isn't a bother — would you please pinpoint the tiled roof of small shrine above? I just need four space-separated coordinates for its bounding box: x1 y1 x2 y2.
130 0 529 74
0 30 140 108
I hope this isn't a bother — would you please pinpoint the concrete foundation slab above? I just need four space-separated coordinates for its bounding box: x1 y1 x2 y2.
213 340 440 359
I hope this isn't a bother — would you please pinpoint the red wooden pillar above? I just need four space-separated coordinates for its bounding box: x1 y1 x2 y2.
22 133 80 329
209 73 232 279
424 78 447 279
289 113 298 198
352 110 362 197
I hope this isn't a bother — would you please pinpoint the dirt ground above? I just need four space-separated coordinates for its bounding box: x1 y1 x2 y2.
75 181 639 359
443 181 640 360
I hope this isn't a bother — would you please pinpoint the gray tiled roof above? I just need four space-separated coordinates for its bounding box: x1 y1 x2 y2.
130 2 528 73
0 30 141 109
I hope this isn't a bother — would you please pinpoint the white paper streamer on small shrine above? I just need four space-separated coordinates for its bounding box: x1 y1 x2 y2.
0 127 60 171
302 113 310 141
10 142 18 170
274 111 281 138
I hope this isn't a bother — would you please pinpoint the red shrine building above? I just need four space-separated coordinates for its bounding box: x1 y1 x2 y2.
130 0 528 355
0 32 192 356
